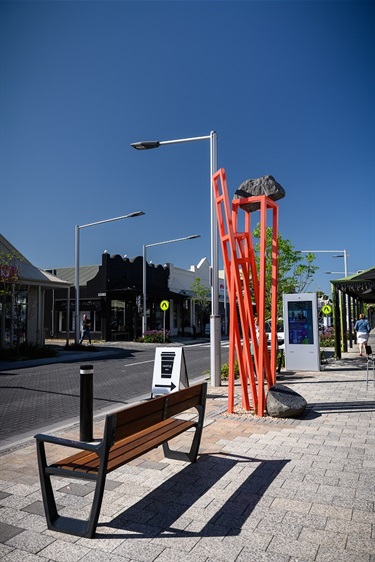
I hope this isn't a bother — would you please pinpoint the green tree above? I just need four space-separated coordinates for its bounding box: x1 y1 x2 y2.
252 223 318 317
190 277 210 336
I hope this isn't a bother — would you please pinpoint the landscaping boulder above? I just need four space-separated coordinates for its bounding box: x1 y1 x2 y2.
266 384 307 418
234 175 286 212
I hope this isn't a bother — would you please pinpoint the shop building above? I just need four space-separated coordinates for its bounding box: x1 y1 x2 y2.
45 252 225 341
0 234 70 346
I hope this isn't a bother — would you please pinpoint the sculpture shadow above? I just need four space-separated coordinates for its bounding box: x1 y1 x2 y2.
97 453 290 538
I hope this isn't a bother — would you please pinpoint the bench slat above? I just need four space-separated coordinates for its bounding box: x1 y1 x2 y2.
113 386 203 441
107 418 195 472
166 395 204 418
51 449 100 471
114 408 165 442
52 418 195 475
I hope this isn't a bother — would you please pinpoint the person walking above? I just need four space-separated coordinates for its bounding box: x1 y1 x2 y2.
354 313 371 356
79 314 92 345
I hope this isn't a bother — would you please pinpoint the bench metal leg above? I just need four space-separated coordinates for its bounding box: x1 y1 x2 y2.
85 464 109 538
36 439 109 538
163 401 206 463
36 439 59 527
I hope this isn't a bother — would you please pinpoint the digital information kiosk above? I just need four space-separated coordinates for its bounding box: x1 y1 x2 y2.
283 293 321 372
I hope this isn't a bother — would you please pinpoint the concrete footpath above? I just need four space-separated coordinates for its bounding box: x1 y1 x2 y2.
0 339 374 561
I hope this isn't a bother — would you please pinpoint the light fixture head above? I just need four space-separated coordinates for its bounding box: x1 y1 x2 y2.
127 211 145 218
130 141 160 150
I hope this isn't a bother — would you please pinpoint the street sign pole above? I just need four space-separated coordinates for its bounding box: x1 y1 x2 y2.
163 310 166 342
160 300 169 344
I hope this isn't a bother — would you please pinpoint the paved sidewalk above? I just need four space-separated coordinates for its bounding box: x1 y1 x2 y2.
0 340 374 561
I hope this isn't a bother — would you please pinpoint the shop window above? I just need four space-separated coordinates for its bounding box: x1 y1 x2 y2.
111 300 126 332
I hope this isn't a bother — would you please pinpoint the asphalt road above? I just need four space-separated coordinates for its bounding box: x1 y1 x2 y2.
0 341 228 449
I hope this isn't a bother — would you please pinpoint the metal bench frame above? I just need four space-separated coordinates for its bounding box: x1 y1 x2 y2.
35 383 207 538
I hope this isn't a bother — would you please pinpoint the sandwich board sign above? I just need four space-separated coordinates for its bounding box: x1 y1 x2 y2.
151 347 189 397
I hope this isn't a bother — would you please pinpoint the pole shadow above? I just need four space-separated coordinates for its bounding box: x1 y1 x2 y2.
307 400 375 413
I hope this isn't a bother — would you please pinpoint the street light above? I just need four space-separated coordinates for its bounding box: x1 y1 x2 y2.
299 250 350 347
75 211 145 344
142 235 200 336
324 272 354 275
131 131 221 387
298 250 348 278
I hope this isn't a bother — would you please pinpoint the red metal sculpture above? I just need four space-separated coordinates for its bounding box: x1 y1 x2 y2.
212 168 281 416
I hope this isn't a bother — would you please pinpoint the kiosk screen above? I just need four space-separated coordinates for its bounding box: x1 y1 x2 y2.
287 300 314 345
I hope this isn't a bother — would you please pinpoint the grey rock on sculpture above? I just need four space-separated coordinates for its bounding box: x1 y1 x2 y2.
266 384 307 418
234 175 286 212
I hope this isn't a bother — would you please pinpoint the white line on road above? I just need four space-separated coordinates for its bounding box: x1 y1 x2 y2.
123 360 154 367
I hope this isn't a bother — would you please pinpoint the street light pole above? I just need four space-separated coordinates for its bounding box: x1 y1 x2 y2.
142 235 200 336
209 131 221 387
299 249 350 349
131 131 222 386
74 211 145 344
334 249 348 278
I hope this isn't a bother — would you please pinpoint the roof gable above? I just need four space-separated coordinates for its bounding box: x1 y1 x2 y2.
0 234 70 288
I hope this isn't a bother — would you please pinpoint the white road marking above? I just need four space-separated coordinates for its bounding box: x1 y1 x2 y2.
123 360 154 367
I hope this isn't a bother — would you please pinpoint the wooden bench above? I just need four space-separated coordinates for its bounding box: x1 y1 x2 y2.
35 382 207 539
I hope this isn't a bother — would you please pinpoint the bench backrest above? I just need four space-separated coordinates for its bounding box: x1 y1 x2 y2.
109 383 207 443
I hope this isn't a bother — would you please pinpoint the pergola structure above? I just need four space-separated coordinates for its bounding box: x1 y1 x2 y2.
331 266 375 358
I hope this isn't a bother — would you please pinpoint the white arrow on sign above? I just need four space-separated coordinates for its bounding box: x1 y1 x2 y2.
154 382 177 391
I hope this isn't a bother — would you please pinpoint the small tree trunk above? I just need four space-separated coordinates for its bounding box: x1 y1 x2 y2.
0 295 6 347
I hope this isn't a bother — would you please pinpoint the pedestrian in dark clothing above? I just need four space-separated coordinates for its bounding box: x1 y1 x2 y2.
79 314 92 345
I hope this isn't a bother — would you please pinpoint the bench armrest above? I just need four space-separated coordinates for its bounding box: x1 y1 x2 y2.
34 433 102 453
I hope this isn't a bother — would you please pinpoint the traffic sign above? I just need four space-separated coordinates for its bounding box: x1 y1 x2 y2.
322 304 332 315
160 300 169 311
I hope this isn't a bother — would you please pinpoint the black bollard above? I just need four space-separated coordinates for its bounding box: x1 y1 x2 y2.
80 364 93 442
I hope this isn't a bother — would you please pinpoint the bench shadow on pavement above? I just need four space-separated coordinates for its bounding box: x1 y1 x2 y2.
98 453 290 538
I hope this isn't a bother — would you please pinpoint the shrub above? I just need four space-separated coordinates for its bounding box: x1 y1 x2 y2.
320 327 335 347
277 349 285 368
138 330 171 344
65 343 97 352
221 360 240 381
0 342 58 361
20 342 58 358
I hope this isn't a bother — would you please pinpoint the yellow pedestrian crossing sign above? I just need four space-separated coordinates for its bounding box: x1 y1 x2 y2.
322 304 332 315
160 300 169 311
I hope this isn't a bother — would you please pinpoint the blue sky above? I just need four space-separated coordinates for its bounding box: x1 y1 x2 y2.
1 0 374 297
